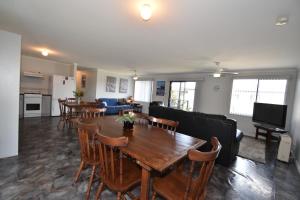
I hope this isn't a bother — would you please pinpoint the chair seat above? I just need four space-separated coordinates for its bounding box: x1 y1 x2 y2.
153 169 201 200
101 158 141 192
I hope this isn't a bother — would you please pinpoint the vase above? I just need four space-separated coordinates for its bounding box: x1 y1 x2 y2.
123 121 134 130
76 97 81 104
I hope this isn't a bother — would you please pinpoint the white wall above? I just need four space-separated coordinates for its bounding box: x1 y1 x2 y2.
96 69 134 99
21 55 73 94
290 70 300 173
0 30 21 158
76 68 98 101
141 68 297 137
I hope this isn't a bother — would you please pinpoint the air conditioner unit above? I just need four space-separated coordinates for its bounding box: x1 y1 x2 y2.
277 134 292 163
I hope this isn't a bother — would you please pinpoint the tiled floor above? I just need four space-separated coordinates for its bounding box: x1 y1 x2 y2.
0 117 300 200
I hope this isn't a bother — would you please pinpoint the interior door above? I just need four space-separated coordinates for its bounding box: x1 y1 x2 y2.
168 81 196 111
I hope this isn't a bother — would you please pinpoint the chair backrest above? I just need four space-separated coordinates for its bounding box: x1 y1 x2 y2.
184 137 222 200
77 122 102 164
119 109 134 116
148 116 179 132
58 98 66 116
67 98 77 102
134 113 149 125
96 133 128 183
81 108 106 119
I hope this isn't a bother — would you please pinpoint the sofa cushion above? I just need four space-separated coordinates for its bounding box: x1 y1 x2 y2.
99 98 118 106
96 102 107 108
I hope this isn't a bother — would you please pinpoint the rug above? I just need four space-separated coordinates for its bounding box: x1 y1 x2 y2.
238 136 266 163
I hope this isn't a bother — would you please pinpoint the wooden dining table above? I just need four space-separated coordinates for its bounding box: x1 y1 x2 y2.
64 101 97 115
78 116 206 200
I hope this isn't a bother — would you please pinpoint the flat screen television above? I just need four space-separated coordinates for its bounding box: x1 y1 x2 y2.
252 102 287 128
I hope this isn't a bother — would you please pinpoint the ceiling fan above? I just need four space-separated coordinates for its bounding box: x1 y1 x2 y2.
205 62 239 78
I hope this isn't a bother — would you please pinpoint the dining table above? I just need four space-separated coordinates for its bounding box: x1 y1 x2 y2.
64 101 97 115
78 115 206 200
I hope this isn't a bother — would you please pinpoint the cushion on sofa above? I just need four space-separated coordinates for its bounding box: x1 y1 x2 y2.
99 98 118 106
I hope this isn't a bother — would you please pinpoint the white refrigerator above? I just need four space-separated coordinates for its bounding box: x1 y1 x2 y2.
50 75 76 116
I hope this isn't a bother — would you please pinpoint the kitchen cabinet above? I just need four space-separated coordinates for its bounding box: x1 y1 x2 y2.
42 95 51 116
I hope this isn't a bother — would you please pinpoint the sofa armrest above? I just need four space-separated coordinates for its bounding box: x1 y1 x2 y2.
236 129 243 142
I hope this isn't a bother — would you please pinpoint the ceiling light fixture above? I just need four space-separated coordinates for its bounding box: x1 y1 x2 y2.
41 49 49 56
213 73 221 78
133 70 138 80
275 16 289 26
140 3 152 21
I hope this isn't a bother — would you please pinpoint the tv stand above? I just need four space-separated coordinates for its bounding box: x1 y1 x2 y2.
254 123 287 144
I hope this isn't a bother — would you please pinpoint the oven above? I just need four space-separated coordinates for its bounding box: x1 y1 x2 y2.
24 93 42 117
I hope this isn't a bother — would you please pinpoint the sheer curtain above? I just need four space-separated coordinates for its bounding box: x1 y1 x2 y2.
230 79 258 116
134 80 153 102
229 78 287 116
257 79 287 105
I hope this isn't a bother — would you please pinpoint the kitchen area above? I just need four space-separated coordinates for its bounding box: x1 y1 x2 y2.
19 55 76 118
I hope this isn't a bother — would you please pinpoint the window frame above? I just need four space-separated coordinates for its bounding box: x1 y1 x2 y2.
168 80 197 112
229 78 288 117
133 80 153 103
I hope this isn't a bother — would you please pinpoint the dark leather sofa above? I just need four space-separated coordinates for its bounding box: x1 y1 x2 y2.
149 105 243 166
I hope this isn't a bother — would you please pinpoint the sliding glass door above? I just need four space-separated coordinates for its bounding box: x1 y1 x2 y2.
168 81 196 111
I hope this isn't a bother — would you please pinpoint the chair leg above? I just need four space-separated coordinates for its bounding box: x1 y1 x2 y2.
151 191 157 200
95 182 104 200
57 118 64 130
74 161 85 183
117 192 121 200
86 165 96 200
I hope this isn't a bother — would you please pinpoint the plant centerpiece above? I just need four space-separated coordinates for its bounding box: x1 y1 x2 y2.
73 89 84 103
116 112 136 130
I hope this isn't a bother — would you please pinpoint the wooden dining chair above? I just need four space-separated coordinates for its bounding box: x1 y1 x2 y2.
118 109 134 116
81 108 106 119
134 112 149 125
75 122 102 200
57 98 67 129
95 134 141 200
151 137 222 200
148 116 179 133
67 97 77 102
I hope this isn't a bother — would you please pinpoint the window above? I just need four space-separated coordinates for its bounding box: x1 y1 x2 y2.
169 81 196 111
134 80 153 102
230 79 287 116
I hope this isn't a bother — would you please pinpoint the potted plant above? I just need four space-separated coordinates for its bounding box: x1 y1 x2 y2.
116 112 136 130
73 89 84 104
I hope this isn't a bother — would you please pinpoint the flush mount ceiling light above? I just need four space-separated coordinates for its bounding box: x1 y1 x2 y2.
133 70 138 80
41 49 49 56
213 73 221 78
275 16 289 26
140 3 152 21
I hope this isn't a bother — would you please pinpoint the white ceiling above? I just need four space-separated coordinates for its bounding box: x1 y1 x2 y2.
0 0 300 75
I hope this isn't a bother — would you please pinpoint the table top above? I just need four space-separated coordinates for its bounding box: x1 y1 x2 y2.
64 102 96 108
78 116 206 172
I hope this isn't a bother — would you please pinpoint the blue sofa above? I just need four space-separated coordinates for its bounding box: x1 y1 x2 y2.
97 98 133 115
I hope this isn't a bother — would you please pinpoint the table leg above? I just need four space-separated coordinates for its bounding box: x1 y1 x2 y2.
266 130 271 144
255 127 258 139
140 165 151 200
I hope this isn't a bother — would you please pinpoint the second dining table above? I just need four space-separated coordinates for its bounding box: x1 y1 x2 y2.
78 115 206 200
